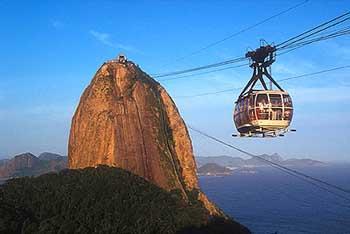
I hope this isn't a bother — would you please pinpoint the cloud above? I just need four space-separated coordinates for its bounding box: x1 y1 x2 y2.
321 41 350 59
89 30 136 52
51 20 64 29
289 86 350 104
274 59 316 76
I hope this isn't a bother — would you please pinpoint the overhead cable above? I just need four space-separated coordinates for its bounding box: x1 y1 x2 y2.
154 12 350 79
189 125 350 202
162 0 310 65
173 65 350 98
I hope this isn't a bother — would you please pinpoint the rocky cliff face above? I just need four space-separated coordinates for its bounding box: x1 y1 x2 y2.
68 58 221 215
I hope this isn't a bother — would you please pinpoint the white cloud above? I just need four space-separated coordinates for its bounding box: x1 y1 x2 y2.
289 86 350 104
320 41 350 59
89 30 136 52
274 59 316 77
51 20 64 29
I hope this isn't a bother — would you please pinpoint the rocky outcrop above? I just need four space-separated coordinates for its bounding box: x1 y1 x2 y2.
68 57 221 216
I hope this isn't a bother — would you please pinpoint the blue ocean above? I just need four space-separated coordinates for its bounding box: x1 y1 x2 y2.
199 165 350 234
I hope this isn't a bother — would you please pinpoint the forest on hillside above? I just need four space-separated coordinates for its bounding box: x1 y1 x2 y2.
0 166 249 234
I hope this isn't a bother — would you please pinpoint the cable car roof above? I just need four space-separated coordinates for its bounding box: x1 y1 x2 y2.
249 90 290 95
238 90 291 100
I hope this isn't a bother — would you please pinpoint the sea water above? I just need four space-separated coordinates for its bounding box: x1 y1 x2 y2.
199 165 350 234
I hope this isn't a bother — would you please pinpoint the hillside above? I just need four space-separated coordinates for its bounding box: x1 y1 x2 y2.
0 166 250 234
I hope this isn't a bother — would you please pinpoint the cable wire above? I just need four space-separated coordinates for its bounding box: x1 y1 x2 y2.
276 11 350 48
158 30 350 82
162 0 309 65
158 63 249 81
278 25 350 51
189 125 350 202
153 57 247 78
173 65 350 98
153 12 350 79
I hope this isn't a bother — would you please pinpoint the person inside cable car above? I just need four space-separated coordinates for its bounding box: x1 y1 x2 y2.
257 95 269 120
284 109 292 120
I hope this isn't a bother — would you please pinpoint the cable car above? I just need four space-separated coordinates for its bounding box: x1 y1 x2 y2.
234 90 293 137
233 44 294 137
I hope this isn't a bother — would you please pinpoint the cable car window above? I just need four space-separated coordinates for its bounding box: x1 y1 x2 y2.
271 108 283 120
245 110 249 123
269 94 282 107
241 113 245 125
249 95 254 108
239 100 243 112
241 112 247 125
283 95 292 107
256 94 268 107
241 99 245 112
256 94 269 120
249 109 256 121
239 113 244 125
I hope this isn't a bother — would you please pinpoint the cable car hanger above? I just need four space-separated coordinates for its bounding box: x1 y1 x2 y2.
238 42 282 101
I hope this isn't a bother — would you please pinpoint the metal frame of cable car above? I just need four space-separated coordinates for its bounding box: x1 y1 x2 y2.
238 44 282 99
233 43 294 137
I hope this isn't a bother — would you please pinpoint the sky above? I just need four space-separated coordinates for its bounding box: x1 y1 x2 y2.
0 0 349 162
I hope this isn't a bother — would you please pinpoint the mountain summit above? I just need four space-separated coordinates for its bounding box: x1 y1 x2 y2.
68 55 220 215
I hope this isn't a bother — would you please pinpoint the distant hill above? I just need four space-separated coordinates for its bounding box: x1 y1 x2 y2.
196 156 246 168
283 158 325 167
38 152 66 161
198 163 233 176
0 166 250 234
196 153 325 169
0 152 67 178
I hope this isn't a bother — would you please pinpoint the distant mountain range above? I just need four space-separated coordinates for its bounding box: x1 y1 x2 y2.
0 152 325 179
0 152 67 179
196 153 325 169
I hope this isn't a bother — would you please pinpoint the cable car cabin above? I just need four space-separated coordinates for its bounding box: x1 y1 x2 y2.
233 90 293 137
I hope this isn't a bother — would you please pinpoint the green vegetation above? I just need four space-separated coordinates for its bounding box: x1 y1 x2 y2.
0 166 249 234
